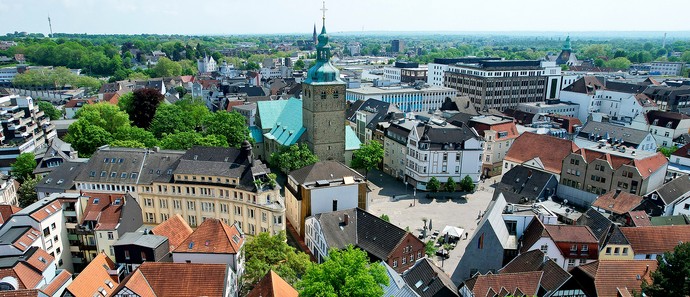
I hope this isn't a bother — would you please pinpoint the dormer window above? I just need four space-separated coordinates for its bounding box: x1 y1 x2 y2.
653 119 659 125
321 91 326 99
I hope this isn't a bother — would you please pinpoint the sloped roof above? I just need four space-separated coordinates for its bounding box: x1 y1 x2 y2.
493 165 556 204
651 175 690 205
576 209 613 246
262 98 305 146
672 143 690 158
380 262 420 297
79 193 126 231
41 269 72 296
313 208 415 261
403 258 459 297
626 210 652 227
544 225 598 245
173 218 244 255
603 225 629 245
575 260 657 297
592 190 643 216
65 253 117 297
247 270 298 297
504 132 578 174
0 205 22 225
499 249 571 294
620 225 690 255
256 99 290 129
152 214 193 252
115 262 228 297
464 271 543 297
577 121 651 147
650 214 690 226
647 110 690 129
289 161 363 185
345 126 361 151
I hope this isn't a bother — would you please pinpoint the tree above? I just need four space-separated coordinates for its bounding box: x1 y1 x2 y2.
18 176 40 208
350 141 384 178
270 144 319 174
112 126 158 148
36 101 62 120
594 58 605 67
583 44 609 60
445 177 456 192
427 177 441 192
380 214 390 222
425 240 438 257
605 57 632 70
10 153 36 184
64 119 113 157
658 146 678 158
460 175 476 192
152 57 182 77
109 140 146 148
641 242 690 296
159 132 228 150
298 245 388 297
202 111 250 148
130 88 164 129
75 102 130 134
242 232 311 295
149 104 195 138
294 59 305 70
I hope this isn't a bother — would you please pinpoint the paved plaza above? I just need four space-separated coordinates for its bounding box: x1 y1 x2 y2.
366 170 499 276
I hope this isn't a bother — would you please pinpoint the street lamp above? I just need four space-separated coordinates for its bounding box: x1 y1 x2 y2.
413 188 416 206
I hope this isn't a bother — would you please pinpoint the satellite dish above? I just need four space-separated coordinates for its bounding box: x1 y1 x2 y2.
564 199 569 205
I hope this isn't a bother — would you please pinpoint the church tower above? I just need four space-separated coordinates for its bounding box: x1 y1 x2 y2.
302 2 346 162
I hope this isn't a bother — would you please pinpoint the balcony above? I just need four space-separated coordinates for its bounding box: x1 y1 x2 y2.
63 211 77 218
34 110 44 118
79 243 97 251
69 245 80 253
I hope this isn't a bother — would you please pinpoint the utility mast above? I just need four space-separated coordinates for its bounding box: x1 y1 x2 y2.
48 14 53 38
662 32 667 48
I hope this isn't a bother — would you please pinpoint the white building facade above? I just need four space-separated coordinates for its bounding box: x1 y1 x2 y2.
346 85 457 112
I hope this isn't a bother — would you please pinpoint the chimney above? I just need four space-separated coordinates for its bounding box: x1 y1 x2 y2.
343 214 349 225
614 188 622 199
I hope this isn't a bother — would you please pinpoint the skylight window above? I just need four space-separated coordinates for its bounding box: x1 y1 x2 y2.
188 242 194 249
93 198 100 204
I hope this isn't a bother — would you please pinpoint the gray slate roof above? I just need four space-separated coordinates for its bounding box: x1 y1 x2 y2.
576 121 651 147
653 175 690 205
576 208 614 247
37 162 86 191
380 262 421 297
493 165 556 204
113 231 168 249
176 146 270 191
313 208 408 261
498 249 571 294
402 258 459 297
289 161 363 185
75 147 184 185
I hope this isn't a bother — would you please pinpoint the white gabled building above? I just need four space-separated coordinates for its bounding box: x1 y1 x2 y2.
405 119 483 190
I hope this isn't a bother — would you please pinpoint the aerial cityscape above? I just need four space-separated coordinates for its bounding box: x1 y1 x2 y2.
0 0 689 296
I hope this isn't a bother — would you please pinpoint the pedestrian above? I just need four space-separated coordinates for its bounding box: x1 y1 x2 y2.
465 232 468 240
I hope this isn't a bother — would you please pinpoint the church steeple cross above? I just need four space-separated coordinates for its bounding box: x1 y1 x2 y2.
320 1 327 24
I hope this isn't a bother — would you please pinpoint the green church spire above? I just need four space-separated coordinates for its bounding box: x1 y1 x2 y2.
562 36 572 51
305 1 342 84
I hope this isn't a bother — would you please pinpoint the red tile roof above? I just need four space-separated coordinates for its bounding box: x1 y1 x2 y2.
80 193 125 231
247 270 298 297
633 153 669 179
504 132 578 174
12 228 40 252
152 214 193 252
577 260 657 297
672 143 690 158
23 248 53 273
576 149 668 179
28 200 61 222
64 98 95 108
620 225 690 255
592 191 643 216
66 253 118 297
544 225 599 246
626 211 652 227
173 219 244 254
466 271 543 297
102 93 120 105
0 205 21 225
41 269 72 296
116 262 228 297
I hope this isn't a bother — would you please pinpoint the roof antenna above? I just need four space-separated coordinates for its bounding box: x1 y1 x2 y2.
48 14 53 38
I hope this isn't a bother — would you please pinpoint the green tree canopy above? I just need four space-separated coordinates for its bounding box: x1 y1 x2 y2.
65 119 113 157
152 57 182 77
445 177 457 192
149 104 195 138
242 232 311 295
202 111 250 148
159 132 228 150
129 88 164 129
294 59 305 70
36 101 62 120
112 126 158 148
270 144 319 174
298 245 388 297
109 140 146 148
10 153 36 184
351 141 384 178
605 57 632 70
460 175 476 192
642 242 690 296
75 102 130 134
18 176 40 208
427 177 441 192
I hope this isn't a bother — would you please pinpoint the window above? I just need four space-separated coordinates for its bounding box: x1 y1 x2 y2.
145 212 155 223
393 260 398 268
187 201 195 210
622 247 629 255
402 257 406 265
159 199 168 209
188 215 197 227
107 232 114 240
540 244 548 253
605 247 612 255
248 209 255 219
220 204 228 213
110 172 117 177
570 245 577 252
614 247 620 254
234 206 242 216
124 250 130 260
173 200 181 209
332 200 338 211
43 227 50 236
51 223 56 230
582 245 588 252
144 199 153 207
262 212 267 222
567 259 576 266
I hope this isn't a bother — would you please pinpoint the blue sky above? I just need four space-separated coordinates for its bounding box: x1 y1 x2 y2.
1 0 689 35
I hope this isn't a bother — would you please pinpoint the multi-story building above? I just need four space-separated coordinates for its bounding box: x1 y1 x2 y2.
503 132 579 178
383 61 427 83
520 219 599 270
345 84 457 112
667 143 690 178
63 253 123 297
405 118 483 190
0 244 72 296
390 39 405 53
649 61 685 76
646 110 690 148
136 145 285 236
112 228 170 274
383 118 417 180
643 83 690 111
0 94 56 172
197 55 218 73
346 98 401 143
285 161 367 237
443 60 563 111
77 193 143 264
558 145 668 207
305 208 425 272
468 115 519 177
112 262 236 297
560 76 652 125
516 99 580 119
0 173 17 205
574 121 658 153
427 57 504 86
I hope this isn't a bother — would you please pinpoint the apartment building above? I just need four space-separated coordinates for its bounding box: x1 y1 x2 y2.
345 84 457 113
0 94 56 172
467 115 519 177
558 145 668 207
443 60 562 111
